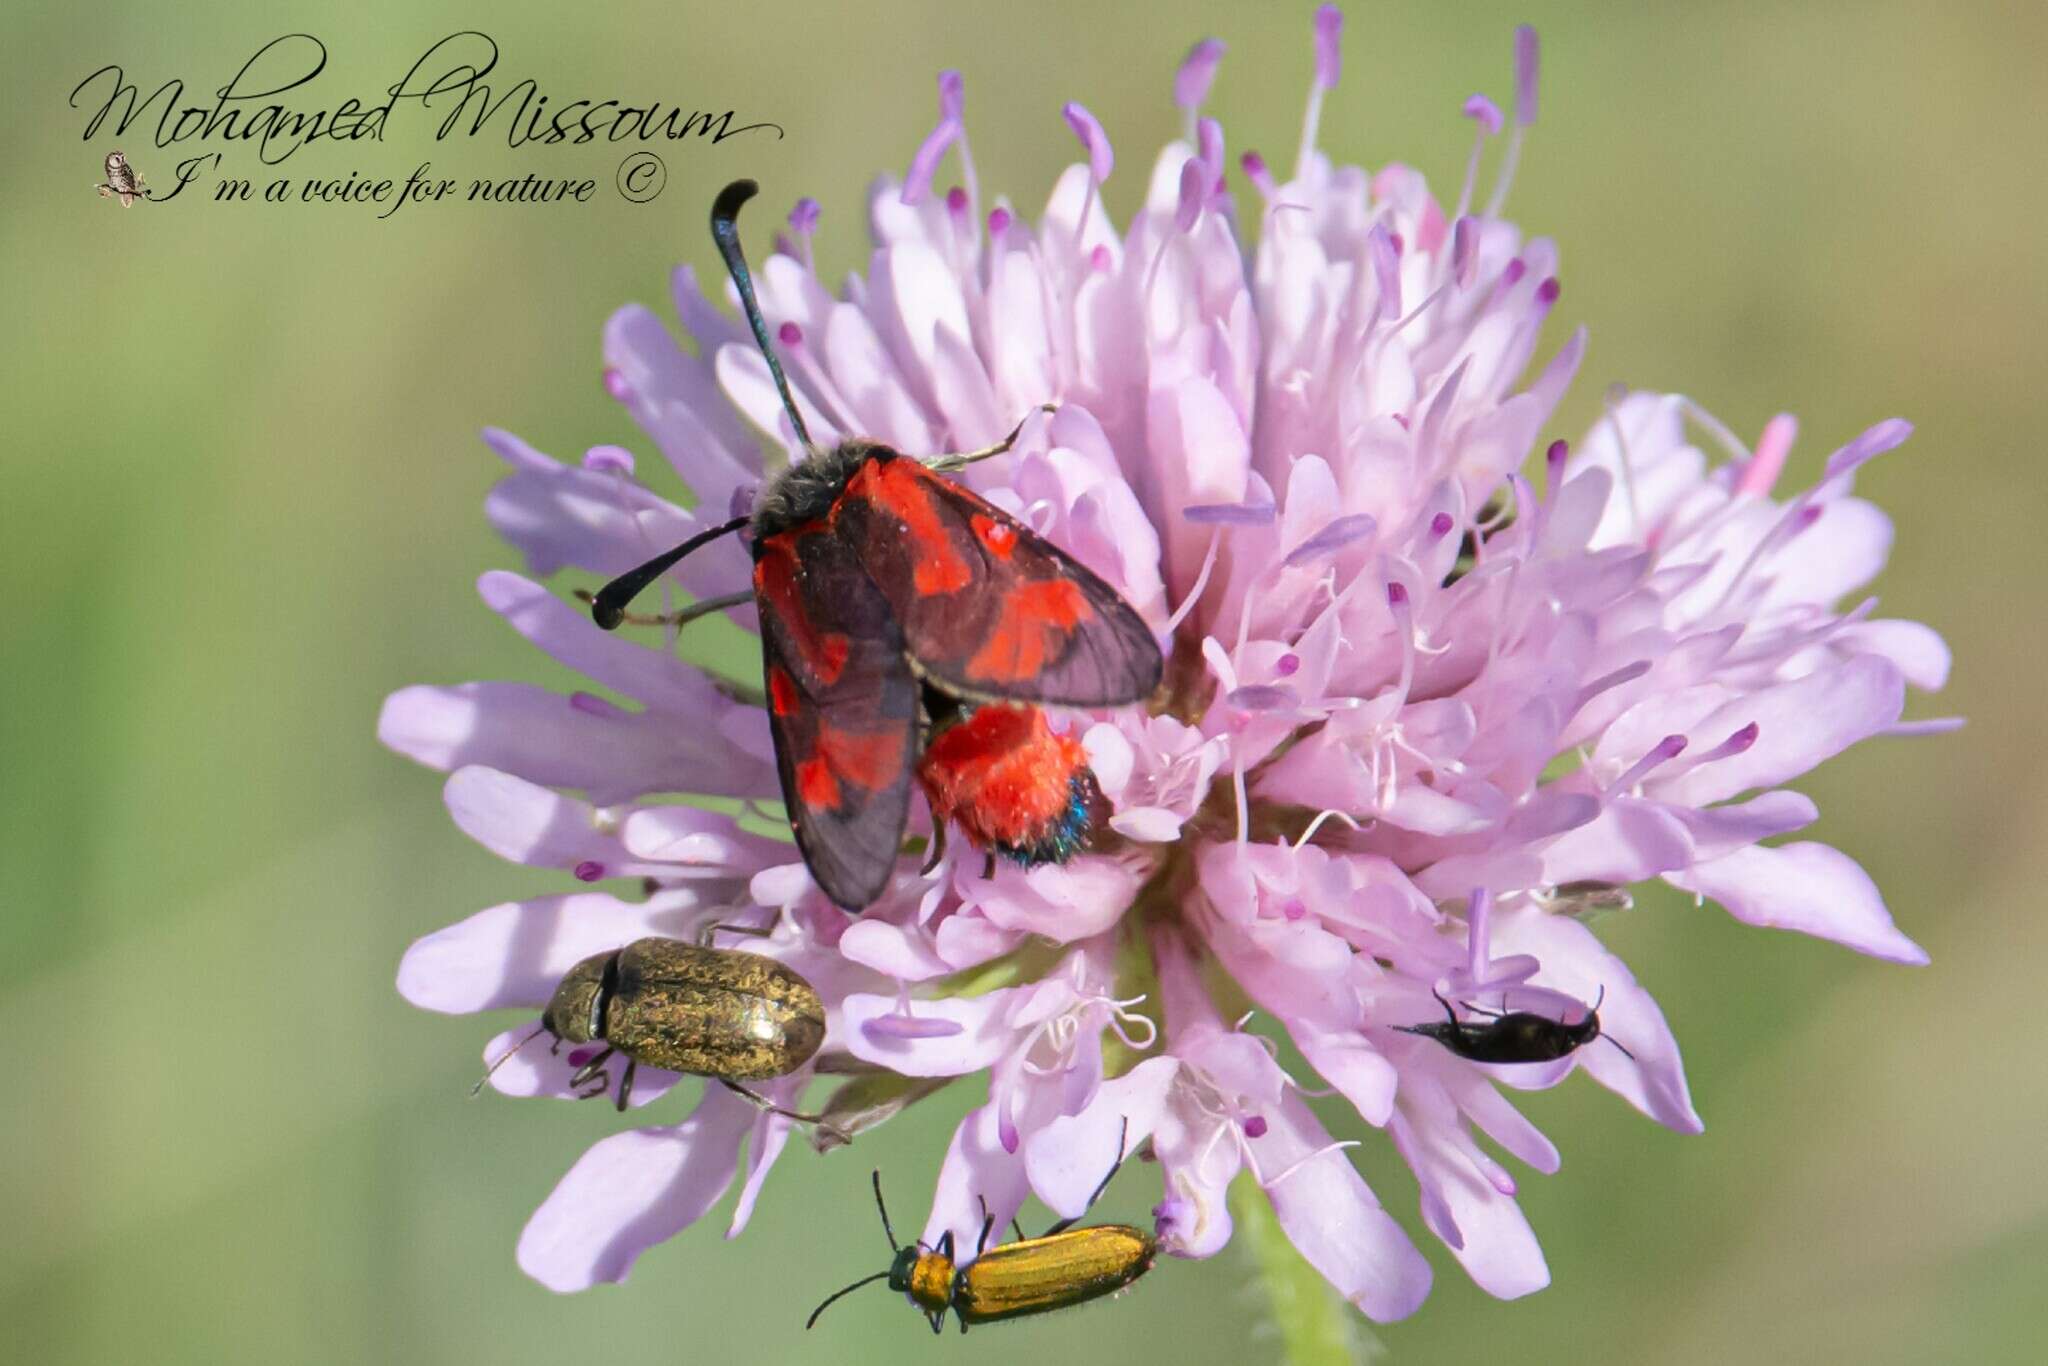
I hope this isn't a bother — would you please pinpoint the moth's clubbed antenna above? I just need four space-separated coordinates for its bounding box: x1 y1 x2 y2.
712 179 816 453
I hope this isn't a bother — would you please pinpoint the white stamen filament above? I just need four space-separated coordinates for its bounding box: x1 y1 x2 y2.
957 129 981 229
1260 1139 1364 1192
1707 494 1822 616
1482 124 1524 221
1295 83 1326 183
1163 528 1223 634
1453 125 1489 223
1380 282 1452 349
1294 808 1363 849
1600 391 1646 540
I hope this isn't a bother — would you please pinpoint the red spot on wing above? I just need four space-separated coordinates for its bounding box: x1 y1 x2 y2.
845 459 973 596
972 514 1017 560
794 720 910 816
965 579 1094 682
755 533 851 685
818 634 850 685
768 667 799 717
796 757 841 808
814 724 909 795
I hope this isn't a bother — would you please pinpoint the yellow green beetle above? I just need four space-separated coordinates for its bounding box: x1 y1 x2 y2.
808 1124 1157 1334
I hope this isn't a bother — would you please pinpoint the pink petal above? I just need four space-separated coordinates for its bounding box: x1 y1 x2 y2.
1025 1057 1178 1218
397 891 698 1014
618 805 785 873
1262 1092 1433 1322
1658 656 1905 806
727 1082 799 1237
1670 841 1929 964
1835 618 1951 691
483 466 690 579
967 858 1143 942
921 1103 1031 1260
1443 1071 1560 1173
378 682 759 806
1670 789 1818 861
841 990 1020 1075
1110 806 1185 842
444 766 613 869
1388 1100 1549 1299
836 916 955 981
1295 1029 1398 1126
516 1088 754 1291
477 572 751 716
1535 797 1696 887
1080 722 1135 797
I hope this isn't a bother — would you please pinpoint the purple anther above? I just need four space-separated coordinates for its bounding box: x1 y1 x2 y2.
1229 684 1300 712
1063 102 1114 183
1463 93 1504 136
1313 6 1344 89
1514 26 1540 126
1285 513 1377 565
582 445 635 475
861 1013 966 1041
1452 215 1478 288
1176 38 1226 110
1824 417 1914 481
1183 500 1278 526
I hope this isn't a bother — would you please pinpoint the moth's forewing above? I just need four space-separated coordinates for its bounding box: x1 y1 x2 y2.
754 526 918 908
834 458 1162 706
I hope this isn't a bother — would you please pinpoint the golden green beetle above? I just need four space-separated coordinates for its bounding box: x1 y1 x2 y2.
519 936 832 1130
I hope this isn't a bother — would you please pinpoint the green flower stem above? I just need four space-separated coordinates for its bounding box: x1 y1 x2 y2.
1230 1175 1382 1365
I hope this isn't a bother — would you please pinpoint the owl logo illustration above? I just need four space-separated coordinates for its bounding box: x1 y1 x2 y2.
98 150 148 206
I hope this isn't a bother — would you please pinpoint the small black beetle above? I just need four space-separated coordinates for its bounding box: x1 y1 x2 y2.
1395 987 1633 1064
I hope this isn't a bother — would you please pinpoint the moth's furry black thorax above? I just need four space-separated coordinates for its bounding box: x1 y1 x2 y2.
749 440 900 549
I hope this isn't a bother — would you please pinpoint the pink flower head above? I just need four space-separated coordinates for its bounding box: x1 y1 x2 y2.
386 9 1948 1321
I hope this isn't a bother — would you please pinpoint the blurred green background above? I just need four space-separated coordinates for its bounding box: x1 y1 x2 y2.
6 0 2042 1361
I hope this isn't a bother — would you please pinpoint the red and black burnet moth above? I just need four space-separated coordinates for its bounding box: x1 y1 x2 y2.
590 180 1162 910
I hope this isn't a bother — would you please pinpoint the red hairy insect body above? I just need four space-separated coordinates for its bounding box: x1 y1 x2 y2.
588 181 1162 912
918 704 1108 868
